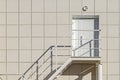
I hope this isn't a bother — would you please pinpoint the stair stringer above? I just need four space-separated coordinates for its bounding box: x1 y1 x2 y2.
48 58 72 80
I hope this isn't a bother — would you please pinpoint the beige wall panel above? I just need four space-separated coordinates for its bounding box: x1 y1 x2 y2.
7 50 18 62
57 0 69 12
0 50 6 62
70 0 82 12
108 38 119 50
32 25 44 37
7 0 18 12
108 50 119 62
32 0 44 12
108 76 120 80
20 50 31 62
7 25 18 36
57 13 69 24
108 0 119 12
0 13 6 24
7 63 18 74
0 63 6 74
20 0 31 12
0 0 6 12
0 25 6 36
32 13 44 24
108 63 119 75
45 25 56 37
45 0 56 12
95 0 107 12
20 38 31 49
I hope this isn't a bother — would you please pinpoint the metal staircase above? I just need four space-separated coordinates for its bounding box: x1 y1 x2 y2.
18 40 98 80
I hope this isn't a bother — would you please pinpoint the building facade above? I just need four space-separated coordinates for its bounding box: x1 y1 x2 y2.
0 0 120 80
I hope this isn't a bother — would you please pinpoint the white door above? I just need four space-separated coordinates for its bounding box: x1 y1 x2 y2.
72 16 99 57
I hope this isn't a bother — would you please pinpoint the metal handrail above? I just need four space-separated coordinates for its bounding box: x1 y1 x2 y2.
18 45 71 80
72 40 93 57
73 39 93 51
27 55 51 80
18 46 52 80
18 41 94 80
80 48 94 57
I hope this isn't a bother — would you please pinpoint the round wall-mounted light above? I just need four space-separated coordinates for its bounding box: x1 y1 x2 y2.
82 6 88 11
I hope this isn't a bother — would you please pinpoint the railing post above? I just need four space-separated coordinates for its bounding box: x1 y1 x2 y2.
22 75 25 80
80 36 83 46
55 45 58 71
89 41 92 57
36 61 38 80
72 50 75 57
51 47 53 72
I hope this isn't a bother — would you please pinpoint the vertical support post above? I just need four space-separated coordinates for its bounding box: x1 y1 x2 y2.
73 50 75 57
76 75 82 80
36 61 38 80
89 41 92 57
80 36 83 46
55 45 58 71
22 75 25 80
98 64 102 80
51 47 53 72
